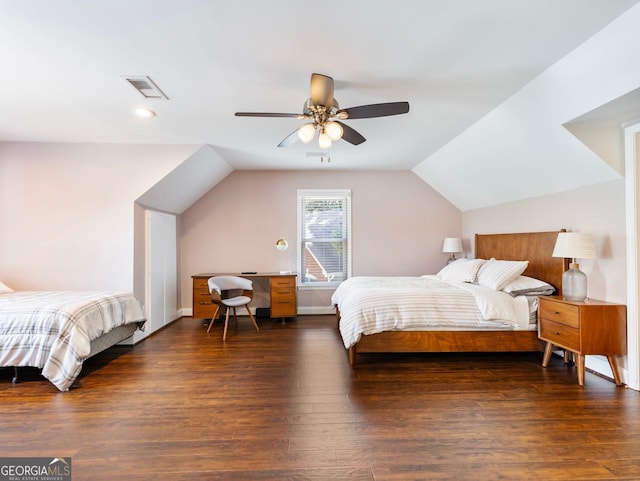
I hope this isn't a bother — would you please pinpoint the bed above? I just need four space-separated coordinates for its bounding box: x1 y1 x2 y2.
0 288 146 391
333 230 568 364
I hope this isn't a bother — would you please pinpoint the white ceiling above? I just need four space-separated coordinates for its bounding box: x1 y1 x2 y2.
1 1 639 208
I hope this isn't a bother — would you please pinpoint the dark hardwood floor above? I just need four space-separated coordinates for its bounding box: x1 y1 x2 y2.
1 315 639 480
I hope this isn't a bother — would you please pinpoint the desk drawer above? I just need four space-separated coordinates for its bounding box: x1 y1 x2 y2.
270 276 297 317
539 300 579 328
539 319 580 351
194 288 212 304
193 277 215 318
193 278 209 290
271 276 296 288
271 298 296 317
271 289 295 304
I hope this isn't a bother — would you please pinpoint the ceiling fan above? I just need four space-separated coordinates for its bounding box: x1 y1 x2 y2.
235 73 410 149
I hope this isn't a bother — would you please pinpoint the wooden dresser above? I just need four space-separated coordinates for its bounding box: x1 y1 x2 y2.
538 296 626 386
192 273 297 320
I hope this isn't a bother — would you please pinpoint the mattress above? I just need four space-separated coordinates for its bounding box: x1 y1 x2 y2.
332 276 530 349
0 291 145 391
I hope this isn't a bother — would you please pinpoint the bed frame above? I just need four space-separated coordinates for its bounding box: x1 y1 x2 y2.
11 322 141 384
342 230 568 364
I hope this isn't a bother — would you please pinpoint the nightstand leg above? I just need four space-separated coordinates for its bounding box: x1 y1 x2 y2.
563 350 573 365
542 342 554 367
607 356 623 386
576 354 585 386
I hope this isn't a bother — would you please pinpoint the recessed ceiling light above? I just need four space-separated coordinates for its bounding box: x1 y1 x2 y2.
133 107 156 118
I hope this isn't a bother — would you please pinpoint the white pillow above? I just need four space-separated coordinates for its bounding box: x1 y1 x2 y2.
0 281 14 294
476 259 529 291
437 258 486 283
502 275 555 297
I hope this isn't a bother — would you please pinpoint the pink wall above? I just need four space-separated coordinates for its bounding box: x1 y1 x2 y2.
462 179 626 304
0 142 195 292
179 170 462 312
462 179 628 378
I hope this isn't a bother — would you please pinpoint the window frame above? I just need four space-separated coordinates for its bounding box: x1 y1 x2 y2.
296 188 352 289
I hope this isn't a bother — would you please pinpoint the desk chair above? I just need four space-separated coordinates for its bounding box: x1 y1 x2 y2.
207 276 259 341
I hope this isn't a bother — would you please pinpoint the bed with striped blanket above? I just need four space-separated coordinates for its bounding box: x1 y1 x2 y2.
333 275 532 349
332 231 567 364
0 291 146 391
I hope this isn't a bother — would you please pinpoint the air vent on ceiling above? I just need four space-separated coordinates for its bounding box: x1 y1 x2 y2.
121 75 169 99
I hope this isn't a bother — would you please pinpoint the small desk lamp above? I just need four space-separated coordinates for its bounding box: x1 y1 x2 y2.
552 232 596 301
442 237 463 265
276 238 289 274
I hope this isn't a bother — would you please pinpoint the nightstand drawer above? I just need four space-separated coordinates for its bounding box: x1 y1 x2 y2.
539 319 580 351
539 300 579 328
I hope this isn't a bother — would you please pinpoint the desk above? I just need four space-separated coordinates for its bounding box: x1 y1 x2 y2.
192 272 297 319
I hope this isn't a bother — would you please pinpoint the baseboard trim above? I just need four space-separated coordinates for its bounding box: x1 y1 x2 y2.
181 306 335 318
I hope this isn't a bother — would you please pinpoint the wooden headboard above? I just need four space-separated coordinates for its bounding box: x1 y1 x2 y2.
475 230 569 295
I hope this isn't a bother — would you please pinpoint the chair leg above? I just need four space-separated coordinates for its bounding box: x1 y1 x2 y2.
223 308 231 341
246 306 259 332
206 306 220 333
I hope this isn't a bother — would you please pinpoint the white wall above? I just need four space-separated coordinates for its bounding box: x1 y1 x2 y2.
0 142 196 292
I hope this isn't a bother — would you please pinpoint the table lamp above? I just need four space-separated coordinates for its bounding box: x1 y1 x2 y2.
276 238 289 274
442 237 463 265
552 232 596 301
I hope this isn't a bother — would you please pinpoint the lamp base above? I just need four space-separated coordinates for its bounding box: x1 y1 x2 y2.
446 254 457 265
562 263 587 301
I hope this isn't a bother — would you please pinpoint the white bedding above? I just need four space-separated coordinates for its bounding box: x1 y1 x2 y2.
0 291 145 391
332 276 530 349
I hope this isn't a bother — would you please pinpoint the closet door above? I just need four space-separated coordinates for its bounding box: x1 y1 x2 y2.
144 210 177 336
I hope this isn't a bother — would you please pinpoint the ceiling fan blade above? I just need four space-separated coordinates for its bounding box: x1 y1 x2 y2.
277 129 300 147
337 101 410 119
235 112 300 118
310 73 334 108
337 121 366 145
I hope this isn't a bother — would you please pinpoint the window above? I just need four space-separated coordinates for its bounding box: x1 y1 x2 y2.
297 189 351 287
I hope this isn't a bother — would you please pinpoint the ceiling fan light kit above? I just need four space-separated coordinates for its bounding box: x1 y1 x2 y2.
297 123 316 143
318 129 332 149
235 73 409 150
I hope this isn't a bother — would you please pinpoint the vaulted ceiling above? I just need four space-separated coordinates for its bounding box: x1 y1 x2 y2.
1 1 639 211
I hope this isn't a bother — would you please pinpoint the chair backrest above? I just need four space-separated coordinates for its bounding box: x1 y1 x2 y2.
208 275 253 294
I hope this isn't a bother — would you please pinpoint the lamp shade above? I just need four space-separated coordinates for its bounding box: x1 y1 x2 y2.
552 233 596 260
276 238 288 251
442 237 463 254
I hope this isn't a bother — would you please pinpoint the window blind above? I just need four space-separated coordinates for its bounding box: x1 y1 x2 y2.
297 189 351 287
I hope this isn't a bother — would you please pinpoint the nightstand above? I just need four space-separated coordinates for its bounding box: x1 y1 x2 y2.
538 296 626 386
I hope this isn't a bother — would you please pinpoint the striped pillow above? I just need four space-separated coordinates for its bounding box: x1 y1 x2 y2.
477 259 529 291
